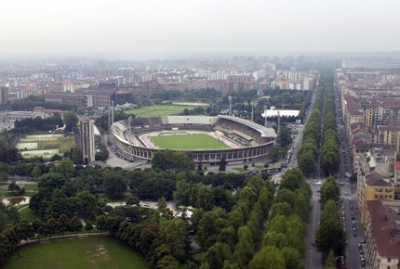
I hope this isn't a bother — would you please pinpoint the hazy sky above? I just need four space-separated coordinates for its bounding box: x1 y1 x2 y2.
1 0 400 57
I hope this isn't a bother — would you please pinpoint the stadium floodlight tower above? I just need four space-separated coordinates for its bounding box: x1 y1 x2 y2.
128 116 133 162
251 101 254 122
228 95 233 116
264 105 267 127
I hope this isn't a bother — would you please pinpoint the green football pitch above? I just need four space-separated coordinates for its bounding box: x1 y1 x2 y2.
1 236 150 269
149 134 231 150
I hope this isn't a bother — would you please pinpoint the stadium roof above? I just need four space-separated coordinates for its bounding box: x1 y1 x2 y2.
262 109 300 118
217 115 277 138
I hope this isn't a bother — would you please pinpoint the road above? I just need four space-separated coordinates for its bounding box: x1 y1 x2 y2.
334 85 365 269
281 85 323 269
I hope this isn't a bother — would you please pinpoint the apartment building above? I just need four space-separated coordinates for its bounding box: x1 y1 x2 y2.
365 200 400 269
356 147 396 228
375 125 400 152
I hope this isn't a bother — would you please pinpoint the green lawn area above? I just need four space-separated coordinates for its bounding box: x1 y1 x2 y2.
1 236 150 269
149 134 230 150
24 184 38 192
18 135 75 159
125 104 201 118
19 207 36 222
232 167 245 172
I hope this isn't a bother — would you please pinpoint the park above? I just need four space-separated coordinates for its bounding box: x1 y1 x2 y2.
1 236 150 269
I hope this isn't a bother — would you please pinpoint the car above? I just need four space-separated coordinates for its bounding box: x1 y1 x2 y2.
358 243 362 249
353 232 357 237
351 216 355 220
359 248 364 255
360 239 366 244
361 259 366 267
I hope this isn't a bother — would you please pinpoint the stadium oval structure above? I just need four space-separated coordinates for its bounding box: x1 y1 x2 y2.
111 115 277 165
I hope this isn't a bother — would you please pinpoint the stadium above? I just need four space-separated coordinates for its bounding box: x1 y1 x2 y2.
111 115 277 166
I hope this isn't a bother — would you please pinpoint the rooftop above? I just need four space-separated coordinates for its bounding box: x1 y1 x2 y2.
367 200 400 258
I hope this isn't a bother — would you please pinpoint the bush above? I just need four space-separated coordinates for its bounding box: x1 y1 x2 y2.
85 222 93 231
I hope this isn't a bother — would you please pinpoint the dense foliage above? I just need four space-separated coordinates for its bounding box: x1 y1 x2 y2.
10 95 78 112
13 114 63 134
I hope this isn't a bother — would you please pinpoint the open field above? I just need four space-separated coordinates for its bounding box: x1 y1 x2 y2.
19 207 36 222
125 104 202 118
18 135 75 159
21 149 59 159
149 133 230 150
1 236 150 269
16 142 38 150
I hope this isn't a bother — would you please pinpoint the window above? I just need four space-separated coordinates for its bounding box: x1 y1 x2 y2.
388 258 391 262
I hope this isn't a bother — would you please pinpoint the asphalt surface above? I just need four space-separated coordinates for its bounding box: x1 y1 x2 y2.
335 86 365 269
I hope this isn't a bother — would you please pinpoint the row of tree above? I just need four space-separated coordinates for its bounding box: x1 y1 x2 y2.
297 80 325 177
195 175 275 269
315 177 346 258
9 95 78 112
0 212 86 260
320 76 340 175
248 168 311 269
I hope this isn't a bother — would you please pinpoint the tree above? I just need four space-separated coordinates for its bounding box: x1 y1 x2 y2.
8 182 20 194
197 210 227 249
203 243 232 269
31 165 42 180
159 219 188 262
31 218 44 241
39 172 65 191
85 222 93 232
324 251 336 269
63 111 78 132
157 255 180 269
102 169 127 198
233 226 254 268
15 220 33 242
46 218 58 239
56 158 74 179
68 216 83 235
281 247 304 269
219 157 227 171
126 196 140 206
249 246 285 269
6 207 20 225
57 214 69 236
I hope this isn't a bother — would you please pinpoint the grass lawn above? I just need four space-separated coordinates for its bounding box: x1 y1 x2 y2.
125 104 201 118
149 134 230 150
232 167 245 172
24 184 38 192
1 236 150 269
19 207 37 222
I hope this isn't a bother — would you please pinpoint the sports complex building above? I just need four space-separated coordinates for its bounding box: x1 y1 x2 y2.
111 115 277 165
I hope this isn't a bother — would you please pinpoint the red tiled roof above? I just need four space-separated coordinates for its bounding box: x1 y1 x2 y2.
365 172 392 187
367 200 400 257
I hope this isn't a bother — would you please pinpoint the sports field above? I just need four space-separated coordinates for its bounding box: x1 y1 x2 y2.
17 135 75 159
125 104 202 118
149 133 230 150
2 236 150 269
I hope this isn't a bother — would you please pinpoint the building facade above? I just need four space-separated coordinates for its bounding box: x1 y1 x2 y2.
80 117 95 165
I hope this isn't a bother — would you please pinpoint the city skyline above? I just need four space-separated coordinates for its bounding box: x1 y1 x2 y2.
1 0 400 59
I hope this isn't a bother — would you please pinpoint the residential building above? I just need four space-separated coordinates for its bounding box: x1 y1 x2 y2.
0 88 8 105
356 147 396 227
375 125 400 153
365 200 400 269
